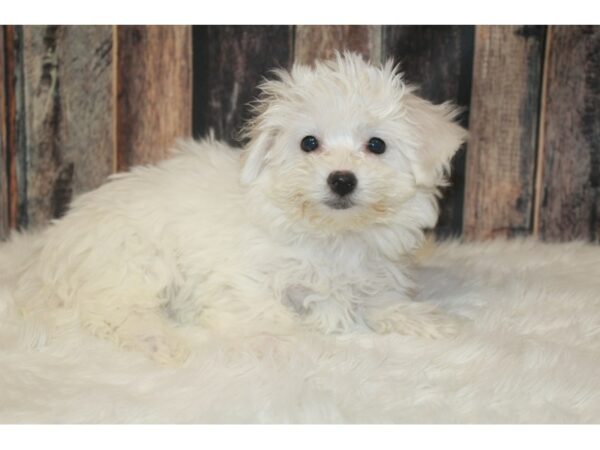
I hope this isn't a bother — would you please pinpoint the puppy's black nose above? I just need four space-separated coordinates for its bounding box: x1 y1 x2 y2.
327 171 357 197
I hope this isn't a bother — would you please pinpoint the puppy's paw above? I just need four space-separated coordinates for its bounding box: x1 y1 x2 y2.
366 304 462 339
136 334 191 366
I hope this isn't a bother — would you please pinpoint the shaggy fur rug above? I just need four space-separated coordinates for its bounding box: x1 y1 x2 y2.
1 239 599 423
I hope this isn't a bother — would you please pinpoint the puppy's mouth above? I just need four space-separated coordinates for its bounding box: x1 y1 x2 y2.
324 197 355 210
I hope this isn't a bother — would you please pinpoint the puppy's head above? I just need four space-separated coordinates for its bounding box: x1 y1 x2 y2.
241 52 466 237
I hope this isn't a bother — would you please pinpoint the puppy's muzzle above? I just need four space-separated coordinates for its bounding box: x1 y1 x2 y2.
327 171 357 197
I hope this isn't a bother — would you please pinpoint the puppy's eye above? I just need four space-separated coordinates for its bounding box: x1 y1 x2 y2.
300 135 319 152
367 137 386 155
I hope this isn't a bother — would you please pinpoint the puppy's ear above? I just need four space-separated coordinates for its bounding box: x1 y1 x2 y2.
240 129 274 185
239 74 291 185
404 93 467 188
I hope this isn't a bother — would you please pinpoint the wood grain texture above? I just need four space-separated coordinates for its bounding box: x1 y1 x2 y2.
4 26 26 231
21 26 115 227
192 26 294 145
537 26 600 241
383 26 475 238
117 26 192 169
294 26 382 64
0 27 8 238
463 26 546 240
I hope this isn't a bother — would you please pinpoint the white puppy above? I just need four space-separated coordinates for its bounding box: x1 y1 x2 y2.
0 53 466 364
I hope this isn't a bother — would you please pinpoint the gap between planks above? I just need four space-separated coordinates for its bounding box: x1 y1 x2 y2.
532 25 553 238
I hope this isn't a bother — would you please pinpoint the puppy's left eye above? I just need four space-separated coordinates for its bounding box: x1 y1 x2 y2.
367 137 386 155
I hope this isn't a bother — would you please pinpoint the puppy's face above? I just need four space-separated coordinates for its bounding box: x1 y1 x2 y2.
241 53 466 235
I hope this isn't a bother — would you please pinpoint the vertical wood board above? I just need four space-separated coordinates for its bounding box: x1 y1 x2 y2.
537 26 600 241
4 26 26 231
192 25 294 145
0 27 9 238
463 25 546 239
294 26 382 64
117 25 192 169
21 26 114 227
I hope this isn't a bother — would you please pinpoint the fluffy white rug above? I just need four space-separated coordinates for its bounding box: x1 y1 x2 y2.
1 238 599 423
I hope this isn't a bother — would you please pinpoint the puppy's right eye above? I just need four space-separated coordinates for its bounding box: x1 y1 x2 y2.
300 136 319 152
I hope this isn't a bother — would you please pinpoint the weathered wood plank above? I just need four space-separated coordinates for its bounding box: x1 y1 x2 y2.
20 26 115 228
4 26 26 231
0 26 9 239
383 26 475 238
116 26 192 169
536 26 600 241
294 26 382 64
192 26 294 145
463 26 546 240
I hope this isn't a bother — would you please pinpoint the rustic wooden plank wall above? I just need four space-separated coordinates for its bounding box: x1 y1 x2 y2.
294 26 381 64
3 26 26 232
536 26 600 242
117 26 192 168
192 26 294 144
0 28 8 239
463 26 546 240
0 25 194 234
20 26 115 226
1 25 599 242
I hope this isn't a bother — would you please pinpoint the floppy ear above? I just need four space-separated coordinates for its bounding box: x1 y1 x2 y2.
404 93 467 188
240 129 274 185
239 73 291 186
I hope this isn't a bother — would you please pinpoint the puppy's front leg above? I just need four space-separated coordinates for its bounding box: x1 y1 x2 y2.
363 298 460 339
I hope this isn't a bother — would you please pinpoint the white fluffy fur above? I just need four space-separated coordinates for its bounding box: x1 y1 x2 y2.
1 239 599 423
0 53 467 365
